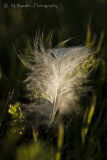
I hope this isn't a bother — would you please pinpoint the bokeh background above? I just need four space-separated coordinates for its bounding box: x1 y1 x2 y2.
0 0 107 160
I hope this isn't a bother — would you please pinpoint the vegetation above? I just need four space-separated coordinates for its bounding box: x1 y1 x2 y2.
0 0 107 160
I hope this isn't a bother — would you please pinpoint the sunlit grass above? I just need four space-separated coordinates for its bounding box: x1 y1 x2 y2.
81 94 96 145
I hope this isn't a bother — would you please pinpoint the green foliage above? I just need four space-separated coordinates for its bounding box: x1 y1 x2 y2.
16 123 64 160
56 122 64 160
8 103 25 135
8 103 23 120
81 94 96 145
17 141 53 160
0 0 107 160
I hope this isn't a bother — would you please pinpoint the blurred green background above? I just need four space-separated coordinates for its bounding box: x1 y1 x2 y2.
0 0 107 160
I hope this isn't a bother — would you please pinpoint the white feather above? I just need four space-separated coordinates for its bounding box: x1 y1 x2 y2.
22 41 94 128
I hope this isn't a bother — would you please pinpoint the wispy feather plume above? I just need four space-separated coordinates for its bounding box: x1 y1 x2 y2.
22 38 95 129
